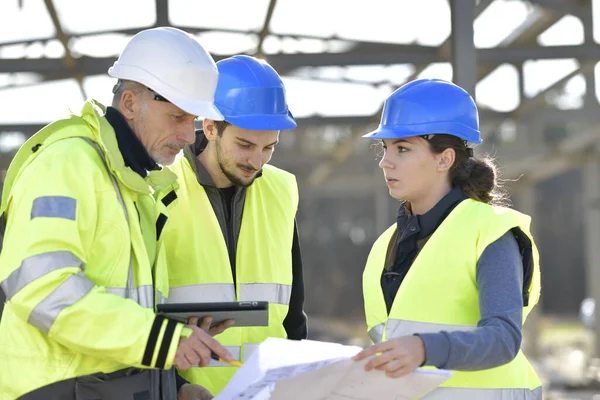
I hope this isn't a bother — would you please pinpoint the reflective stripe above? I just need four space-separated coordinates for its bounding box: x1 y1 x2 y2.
156 289 168 305
28 271 94 334
31 196 76 220
167 283 292 305
206 345 241 367
423 386 542 400
0 251 84 300
377 320 542 399
243 343 260 360
167 284 236 303
239 283 292 305
368 322 385 343
106 285 154 309
386 319 475 340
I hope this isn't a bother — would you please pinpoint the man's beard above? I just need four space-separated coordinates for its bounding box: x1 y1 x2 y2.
216 141 258 188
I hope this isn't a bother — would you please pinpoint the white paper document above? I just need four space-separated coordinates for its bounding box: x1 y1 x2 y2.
214 338 452 400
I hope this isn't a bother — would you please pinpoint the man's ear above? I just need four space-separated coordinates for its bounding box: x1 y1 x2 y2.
437 148 456 172
203 119 217 141
119 89 139 120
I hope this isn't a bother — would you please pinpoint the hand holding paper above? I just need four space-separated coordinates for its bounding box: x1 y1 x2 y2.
353 335 426 378
214 338 451 400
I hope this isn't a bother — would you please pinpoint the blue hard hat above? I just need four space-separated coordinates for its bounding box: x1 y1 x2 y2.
364 79 481 144
214 55 296 130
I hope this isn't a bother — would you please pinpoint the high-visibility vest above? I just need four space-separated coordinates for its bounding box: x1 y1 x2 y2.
0 100 185 399
363 199 542 400
164 156 298 395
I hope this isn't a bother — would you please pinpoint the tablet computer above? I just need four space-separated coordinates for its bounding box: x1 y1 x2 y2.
157 301 269 327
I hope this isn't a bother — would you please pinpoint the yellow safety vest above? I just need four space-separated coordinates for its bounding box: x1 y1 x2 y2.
163 155 298 395
363 199 542 400
0 100 186 399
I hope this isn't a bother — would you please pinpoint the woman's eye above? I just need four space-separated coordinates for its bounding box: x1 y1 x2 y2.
398 146 408 153
238 144 251 149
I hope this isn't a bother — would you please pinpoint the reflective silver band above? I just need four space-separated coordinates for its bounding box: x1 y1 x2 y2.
28 271 95 334
0 251 84 300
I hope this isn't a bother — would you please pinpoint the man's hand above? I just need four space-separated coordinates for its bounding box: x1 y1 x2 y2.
177 383 214 400
352 336 426 378
196 316 235 337
174 323 233 371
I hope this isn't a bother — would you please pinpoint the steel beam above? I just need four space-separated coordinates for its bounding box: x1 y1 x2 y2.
42 0 86 99
403 0 494 83
477 6 564 86
156 0 169 26
450 0 477 96
5 109 599 136
529 0 588 17
256 0 277 58
3 43 600 77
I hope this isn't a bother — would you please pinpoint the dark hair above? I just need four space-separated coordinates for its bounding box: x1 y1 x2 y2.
427 134 510 206
214 120 230 137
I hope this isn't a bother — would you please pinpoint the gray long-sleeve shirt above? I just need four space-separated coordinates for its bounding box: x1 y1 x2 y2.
418 231 524 370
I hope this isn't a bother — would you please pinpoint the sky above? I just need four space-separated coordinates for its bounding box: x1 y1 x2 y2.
0 0 598 150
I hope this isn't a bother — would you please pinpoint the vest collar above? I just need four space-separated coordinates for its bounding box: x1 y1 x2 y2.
398 187 467 241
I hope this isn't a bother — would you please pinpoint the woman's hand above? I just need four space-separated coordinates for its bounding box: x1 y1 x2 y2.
352 336 426 378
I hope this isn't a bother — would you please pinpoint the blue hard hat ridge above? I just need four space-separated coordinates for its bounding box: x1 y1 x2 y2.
364 78 482 144
214 55 297 131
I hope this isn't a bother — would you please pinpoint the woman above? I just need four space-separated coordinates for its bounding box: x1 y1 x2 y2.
353 79 542 399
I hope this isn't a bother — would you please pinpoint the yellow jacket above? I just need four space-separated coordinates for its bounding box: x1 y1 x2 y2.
0 101 187 398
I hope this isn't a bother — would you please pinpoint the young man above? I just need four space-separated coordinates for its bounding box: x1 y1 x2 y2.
163 55 307 395
0 27 232 399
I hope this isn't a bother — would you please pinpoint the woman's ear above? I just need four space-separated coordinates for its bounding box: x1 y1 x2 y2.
437 148 456 172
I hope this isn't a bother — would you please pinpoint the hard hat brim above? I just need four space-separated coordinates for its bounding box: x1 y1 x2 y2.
223 111 297 131
363 123 482 145
173 97 225 121
108 65 224 121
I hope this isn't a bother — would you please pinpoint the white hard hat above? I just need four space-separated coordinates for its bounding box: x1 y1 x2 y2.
108 27 224 120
